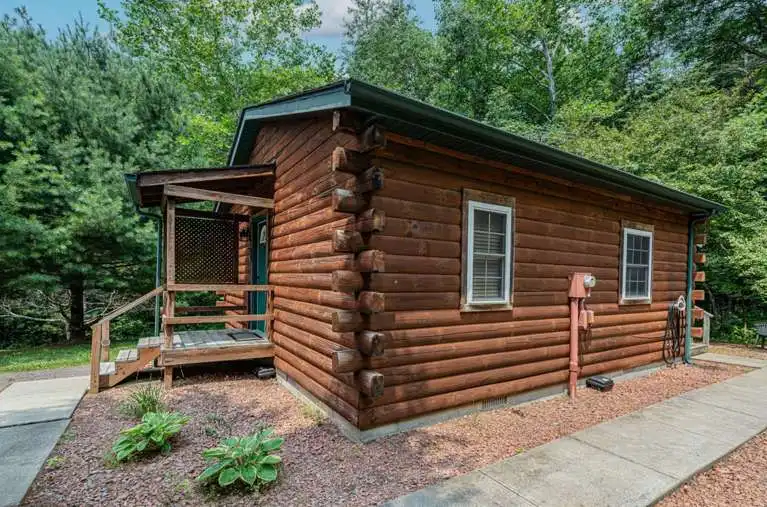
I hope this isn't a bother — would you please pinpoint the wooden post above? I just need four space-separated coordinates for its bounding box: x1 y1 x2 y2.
89 324 102 394
100 320 110 362
163 197 176 389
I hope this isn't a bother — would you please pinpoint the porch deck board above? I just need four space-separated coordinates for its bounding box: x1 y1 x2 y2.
159 329 273 367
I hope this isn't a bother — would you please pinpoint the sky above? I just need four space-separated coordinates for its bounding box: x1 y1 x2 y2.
1 0 437 54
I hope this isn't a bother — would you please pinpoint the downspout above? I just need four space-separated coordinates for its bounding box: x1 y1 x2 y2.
685 212 711 364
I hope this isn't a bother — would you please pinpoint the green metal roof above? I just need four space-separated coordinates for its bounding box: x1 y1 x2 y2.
228 79 724 214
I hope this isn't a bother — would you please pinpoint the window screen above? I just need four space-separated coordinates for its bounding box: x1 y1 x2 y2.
467 201 512 304
622 228 653 300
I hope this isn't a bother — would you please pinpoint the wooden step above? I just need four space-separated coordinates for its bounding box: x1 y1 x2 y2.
100 361 116 376
137 336 162 349
116 348 138 363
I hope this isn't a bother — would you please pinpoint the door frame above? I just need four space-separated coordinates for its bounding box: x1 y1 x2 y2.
249 214 269 336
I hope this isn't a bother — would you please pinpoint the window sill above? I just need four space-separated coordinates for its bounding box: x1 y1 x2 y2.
460 303 514 313
619 298 652 306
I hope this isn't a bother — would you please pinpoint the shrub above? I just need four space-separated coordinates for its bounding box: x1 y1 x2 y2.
197 428 284 489
118 384 166 419
112 412 190 462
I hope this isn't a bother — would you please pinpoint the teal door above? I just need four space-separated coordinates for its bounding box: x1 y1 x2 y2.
250 216 268 335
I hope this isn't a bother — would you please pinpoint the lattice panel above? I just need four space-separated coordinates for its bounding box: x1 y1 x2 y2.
175 215 239 283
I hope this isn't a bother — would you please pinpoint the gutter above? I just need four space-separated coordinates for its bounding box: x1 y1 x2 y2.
685 211 715 363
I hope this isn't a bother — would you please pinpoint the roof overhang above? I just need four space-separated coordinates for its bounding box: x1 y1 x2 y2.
228 79 724 215
125 164 275 209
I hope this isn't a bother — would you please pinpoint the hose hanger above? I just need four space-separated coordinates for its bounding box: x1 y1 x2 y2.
663 295 686 365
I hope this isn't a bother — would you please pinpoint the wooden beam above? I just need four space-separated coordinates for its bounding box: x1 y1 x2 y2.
165 198 176 285
356 370 384 398
331 271 364 293
357 331 386 356
694 252 706 264
357 250 385 272
694 234 707 246
332 147 371 174
168 283 270 292
693 307 705 321
331 349 364 373
138 165 273 187
95 287 164 325
89 324 102 394
332 311 364 332
691 327 704 338
163 314 272 325
694 271 706 282
175 208 250 222
692 289 705 301
332 189 367 213
164 184 274 208
332 230 364 253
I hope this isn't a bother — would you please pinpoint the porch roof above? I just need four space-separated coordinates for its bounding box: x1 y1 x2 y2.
125 163 275 209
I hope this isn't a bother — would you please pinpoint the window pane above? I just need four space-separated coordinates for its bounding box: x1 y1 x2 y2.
470 207 508 302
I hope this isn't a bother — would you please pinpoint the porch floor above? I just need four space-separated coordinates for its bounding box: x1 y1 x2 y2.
158 329 274 367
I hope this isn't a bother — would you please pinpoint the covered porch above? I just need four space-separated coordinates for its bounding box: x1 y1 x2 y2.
89 164 276 393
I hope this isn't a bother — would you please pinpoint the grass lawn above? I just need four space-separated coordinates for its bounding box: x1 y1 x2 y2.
0 342 122 373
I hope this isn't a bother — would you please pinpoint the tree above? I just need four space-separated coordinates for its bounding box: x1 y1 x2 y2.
0 12 185 342
636 0 767 88
100 0 337 165
343 0 441 101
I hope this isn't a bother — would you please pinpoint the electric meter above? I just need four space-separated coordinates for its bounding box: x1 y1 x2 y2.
583 274 597 289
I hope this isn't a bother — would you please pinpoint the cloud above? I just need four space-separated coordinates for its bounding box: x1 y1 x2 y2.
310 0 354 36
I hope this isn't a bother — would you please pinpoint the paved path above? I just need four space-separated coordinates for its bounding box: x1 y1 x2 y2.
0 365 89 393
387 367 767 507
0 376 88 507
695 352 767 369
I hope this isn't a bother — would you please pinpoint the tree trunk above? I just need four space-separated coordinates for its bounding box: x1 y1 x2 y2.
69 279 86 342
541 38 557 120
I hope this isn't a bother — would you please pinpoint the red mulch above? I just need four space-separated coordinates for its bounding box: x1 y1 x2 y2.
660 430 767 506
24 362 748 506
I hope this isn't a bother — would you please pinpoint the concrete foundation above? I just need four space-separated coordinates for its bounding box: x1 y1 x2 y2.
277 361 667 442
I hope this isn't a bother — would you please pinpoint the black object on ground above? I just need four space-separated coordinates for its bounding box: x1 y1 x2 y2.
257 367 276 379
585 375 614 392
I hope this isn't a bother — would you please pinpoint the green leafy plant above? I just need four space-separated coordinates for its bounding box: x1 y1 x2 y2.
197 428 284 489
118 384 166 419
111 412 190 462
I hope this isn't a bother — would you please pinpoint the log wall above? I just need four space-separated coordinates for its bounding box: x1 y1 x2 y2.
350 134 691 429
231 113 695 432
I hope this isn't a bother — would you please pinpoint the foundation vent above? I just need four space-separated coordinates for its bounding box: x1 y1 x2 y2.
481 395 510 410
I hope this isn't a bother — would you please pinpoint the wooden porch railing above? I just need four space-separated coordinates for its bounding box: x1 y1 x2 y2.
89 286 164 394
160 283 274 388
90 284 274 394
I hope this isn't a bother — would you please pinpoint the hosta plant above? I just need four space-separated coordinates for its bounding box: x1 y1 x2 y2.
112 411 190 462
197 428 284 489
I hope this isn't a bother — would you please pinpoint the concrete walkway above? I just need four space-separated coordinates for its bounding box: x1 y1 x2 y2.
0 376 88 507
387 366 767 507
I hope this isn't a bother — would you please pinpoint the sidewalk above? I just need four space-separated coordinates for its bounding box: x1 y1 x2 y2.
386 364 767 507
0 376 88 507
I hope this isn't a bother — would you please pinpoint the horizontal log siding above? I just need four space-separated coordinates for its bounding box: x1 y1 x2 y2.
262 114 363 419
355 137 689 429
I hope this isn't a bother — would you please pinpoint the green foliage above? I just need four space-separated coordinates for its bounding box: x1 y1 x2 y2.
344 0 441 101
118 384 166 419
111 412 190 462
197 428 284 489
99 0 337 164
0 12 184 342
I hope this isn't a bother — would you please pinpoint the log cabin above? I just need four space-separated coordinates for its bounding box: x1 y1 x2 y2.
91 79 724 441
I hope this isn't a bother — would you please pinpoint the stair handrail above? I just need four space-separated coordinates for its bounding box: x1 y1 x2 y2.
94 286 165 326
89 285 164 394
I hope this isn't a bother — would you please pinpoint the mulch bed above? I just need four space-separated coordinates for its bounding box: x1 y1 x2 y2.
24 362 748 506
660 430 767 506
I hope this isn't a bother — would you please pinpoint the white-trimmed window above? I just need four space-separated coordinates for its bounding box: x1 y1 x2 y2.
466 200 513 305
621 227 653 301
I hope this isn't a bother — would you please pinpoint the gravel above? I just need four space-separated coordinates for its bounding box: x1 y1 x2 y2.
707 343 767 361
24 362 748 506
660 430 767 507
